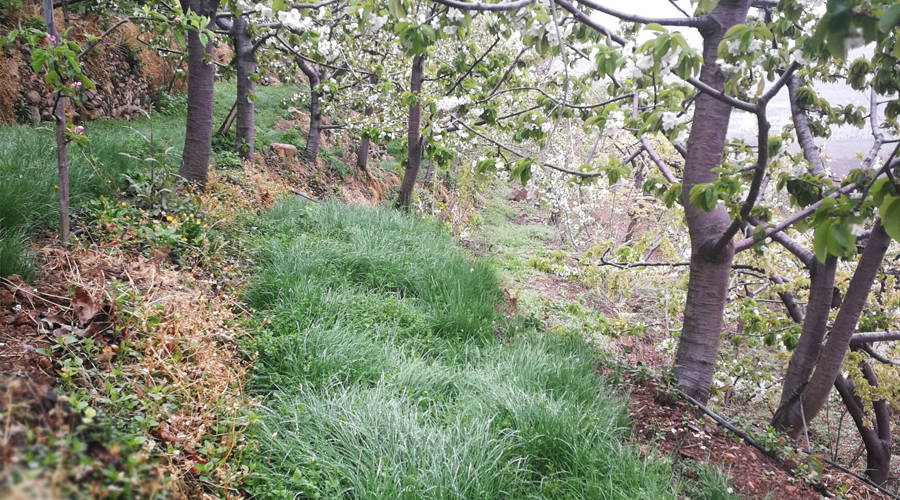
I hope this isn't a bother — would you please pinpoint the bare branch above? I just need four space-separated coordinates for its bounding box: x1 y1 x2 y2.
78 18 129 59
733 183 858 253
850 331 900 346
453 119 606 178
641 137 677 183
553 0 626 46
859 344 900 366
446 36 500 95
759 62 799 104
478 86 634 110
427 0 536 11
574 0 707 27
687 77 757 113
291 0 342 9
786 75 824 174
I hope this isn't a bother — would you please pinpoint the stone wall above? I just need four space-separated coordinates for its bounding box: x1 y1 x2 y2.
0 7 179 124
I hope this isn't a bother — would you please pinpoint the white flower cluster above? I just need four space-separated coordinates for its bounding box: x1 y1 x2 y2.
436 95 470 112
367 13 388 31
604 110 625 137
278 9 313 31
318 39 339 60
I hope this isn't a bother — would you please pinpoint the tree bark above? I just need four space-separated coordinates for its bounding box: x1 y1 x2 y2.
795 223 892 435
233 15 255 160
356 135 370 175
43 0 69 242
297 59 322 163
178 0 220 185
672 0 749 403
397 53 425 211
834 366 892 484
356 102 374 176
773 257 837 431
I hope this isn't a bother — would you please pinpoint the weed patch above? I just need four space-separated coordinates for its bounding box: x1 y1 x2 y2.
241 200 702 498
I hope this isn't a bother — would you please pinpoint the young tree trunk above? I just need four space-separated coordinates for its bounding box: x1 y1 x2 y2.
356 135 370 175
672 0 749 403
793 223 892 434
772 72 836 431
233 16 255 160
297 59 322 163
834 365 892 484
397 53 425 211
355 103 374 176
773 257 837 431
178 0 220 185
43 0 69 242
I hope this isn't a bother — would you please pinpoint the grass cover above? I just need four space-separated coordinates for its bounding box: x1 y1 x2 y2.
0 83 296 280
242 200 686 499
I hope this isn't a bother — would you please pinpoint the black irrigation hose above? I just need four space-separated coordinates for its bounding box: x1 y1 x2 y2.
675 388 899 499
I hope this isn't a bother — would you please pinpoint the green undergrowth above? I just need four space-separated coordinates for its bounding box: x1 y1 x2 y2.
240 199 730 499
0 83 297 280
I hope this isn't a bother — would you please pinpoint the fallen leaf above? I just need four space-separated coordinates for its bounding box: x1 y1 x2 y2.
72 287 99 325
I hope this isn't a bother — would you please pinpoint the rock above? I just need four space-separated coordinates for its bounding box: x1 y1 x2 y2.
507 187 528 202
270 143 298 158
27 106 41 124
274 119 295 132
25 90 41 105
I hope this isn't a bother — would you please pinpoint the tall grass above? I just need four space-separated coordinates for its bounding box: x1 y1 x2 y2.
242 200 699 499
0 226 35 280
0 83 296 279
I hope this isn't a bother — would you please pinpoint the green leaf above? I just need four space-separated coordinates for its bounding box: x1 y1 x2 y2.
827 222 854 257
879 195 900 242
813 219 832 263
879 4 900 33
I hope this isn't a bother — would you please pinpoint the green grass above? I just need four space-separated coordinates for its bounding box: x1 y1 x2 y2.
0 226 35 281
0 82 297 279
240 200 726 499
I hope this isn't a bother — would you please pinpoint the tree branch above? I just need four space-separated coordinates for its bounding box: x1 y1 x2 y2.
786 75 824 174
453 119 606 178
733 183 858 253
641 137 677 183
687 77 757 113
573 0 707 27
714 108 770 254
446 36 499 95
553 0 626 46
858 344 900 367
427 0 536 11
78 18 129 59
850 331 900 346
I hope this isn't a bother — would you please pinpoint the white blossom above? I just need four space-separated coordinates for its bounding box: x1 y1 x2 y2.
661 112 678 132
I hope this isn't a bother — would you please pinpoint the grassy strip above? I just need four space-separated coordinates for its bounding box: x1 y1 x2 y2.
0 83 297 279
242 200 715 499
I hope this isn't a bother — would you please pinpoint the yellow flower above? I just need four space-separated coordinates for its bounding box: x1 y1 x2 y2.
121 202 127 207
166 216 174 222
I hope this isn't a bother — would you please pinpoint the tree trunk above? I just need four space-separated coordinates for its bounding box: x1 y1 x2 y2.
397 53 425 210
178 0 220 185
233 15 255 160
43 0 69 242
356 137 370 174
672 0 749 403
355 105 374 175
773 257 837 431
834 366 892 484
795 223 892 434
297 59 322 163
